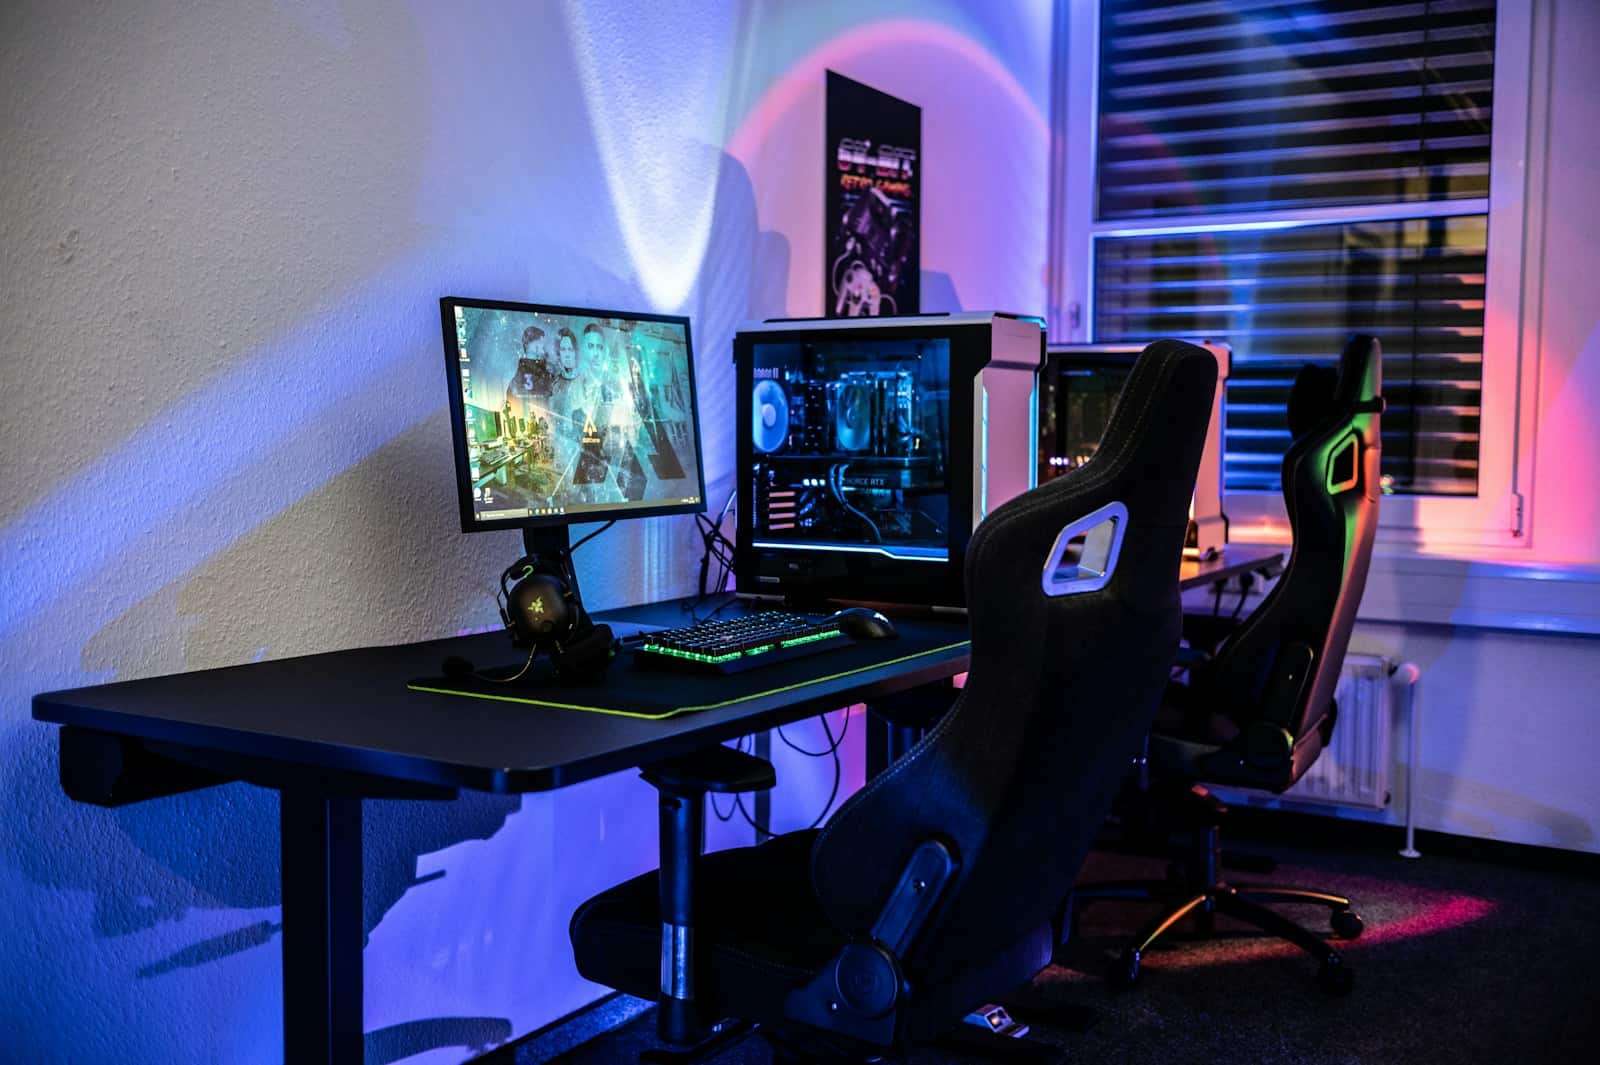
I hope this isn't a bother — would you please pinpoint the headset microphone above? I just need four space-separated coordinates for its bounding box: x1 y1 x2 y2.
441 644 541 684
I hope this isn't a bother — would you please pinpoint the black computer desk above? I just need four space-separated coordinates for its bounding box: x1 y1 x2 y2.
31 597 971 1065
1180 542 1283 589
30 548 1283 1064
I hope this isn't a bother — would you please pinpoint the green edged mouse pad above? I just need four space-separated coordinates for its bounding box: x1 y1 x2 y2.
407 636 969 720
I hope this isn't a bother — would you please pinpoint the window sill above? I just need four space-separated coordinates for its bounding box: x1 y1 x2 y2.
1357 553 1600 637
1234 541 1600 637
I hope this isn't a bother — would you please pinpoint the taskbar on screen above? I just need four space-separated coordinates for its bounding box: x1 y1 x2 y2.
477 497 702 522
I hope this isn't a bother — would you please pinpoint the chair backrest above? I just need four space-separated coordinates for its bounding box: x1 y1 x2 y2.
809 339 1218 985
1205 334 1384 748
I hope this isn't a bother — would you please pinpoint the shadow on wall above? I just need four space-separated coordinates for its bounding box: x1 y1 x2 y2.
920 271 963 315
2 141 787 1064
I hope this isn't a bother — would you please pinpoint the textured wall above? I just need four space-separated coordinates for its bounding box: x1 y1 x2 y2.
0 1 1051 1061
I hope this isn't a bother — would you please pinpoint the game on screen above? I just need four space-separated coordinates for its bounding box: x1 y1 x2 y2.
451 306 703 522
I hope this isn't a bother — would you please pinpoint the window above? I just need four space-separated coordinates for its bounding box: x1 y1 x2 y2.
1052 0 1542 549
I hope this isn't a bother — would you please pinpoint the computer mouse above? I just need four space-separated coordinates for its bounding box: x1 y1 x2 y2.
830 607 898 640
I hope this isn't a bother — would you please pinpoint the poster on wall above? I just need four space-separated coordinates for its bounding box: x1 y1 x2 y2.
824 71 920 318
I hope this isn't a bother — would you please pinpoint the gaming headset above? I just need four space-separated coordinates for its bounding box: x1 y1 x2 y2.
443 555 614 684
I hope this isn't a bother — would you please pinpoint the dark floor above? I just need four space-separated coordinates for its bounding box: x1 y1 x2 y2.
515 833 1600 1065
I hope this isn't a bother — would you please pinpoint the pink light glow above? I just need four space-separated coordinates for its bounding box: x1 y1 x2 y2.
723 17 1050 318
1128 890 1496 972
725 18 1048 166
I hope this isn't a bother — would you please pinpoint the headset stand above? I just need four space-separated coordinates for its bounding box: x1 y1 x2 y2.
522 525 583 608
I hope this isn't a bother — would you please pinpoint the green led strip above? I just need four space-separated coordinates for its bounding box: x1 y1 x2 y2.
406 640 971 720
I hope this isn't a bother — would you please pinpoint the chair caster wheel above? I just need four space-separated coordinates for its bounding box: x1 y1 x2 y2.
1331 908 1365 939
1317 955 1354 996
1108 950 1141 990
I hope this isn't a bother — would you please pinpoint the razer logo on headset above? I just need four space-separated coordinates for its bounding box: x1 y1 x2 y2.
529 596 545 615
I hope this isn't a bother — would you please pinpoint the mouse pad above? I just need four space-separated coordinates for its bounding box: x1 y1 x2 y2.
406 633 969 720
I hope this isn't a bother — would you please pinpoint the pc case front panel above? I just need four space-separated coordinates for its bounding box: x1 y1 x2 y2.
972 315 1045 530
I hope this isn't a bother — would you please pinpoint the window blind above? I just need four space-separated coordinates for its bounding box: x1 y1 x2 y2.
1097 0 1496 219
1095 216 1487 495
1092 0 1496 498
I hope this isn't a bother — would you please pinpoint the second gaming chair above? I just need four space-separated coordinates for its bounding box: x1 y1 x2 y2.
1072 334 1385 995
568 340 1219 1063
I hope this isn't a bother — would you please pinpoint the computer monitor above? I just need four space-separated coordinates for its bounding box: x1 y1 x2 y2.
439 297 707 545
1041 341 1229 559
734 313 1043 608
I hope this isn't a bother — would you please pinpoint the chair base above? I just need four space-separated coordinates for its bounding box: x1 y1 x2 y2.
765 1025 1069 1065
638 1018 757 1064
632 1006 1077 1065
1071 815 1362 996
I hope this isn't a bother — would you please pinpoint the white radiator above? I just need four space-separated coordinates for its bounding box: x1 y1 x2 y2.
1287 654 1394 809
1221 653 1396 811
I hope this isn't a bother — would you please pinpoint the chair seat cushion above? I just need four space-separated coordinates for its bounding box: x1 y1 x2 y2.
569 829 845 1021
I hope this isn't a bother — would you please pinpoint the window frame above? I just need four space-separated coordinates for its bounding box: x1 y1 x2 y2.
1049 0 1546 552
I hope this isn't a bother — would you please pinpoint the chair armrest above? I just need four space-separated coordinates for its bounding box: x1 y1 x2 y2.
641 745 776 796
643 744 776 1045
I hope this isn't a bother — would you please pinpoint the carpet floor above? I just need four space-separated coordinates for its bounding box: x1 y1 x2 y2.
516 833 1600 1065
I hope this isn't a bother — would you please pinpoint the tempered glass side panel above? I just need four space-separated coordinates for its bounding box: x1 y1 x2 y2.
1038 353 1136 487
735 324 988 608
749 338 952 561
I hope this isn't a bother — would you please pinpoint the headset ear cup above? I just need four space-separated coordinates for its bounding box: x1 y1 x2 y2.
554 623 615 678
507 572 575 647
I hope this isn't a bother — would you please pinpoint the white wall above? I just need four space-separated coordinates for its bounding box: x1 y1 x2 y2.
0 2 1052 1062
1524 0 1600 566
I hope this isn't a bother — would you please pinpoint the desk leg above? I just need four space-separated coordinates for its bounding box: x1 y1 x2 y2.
751 732 771 838
280 791 363 1065
864 707 920 780
657 788 703 1045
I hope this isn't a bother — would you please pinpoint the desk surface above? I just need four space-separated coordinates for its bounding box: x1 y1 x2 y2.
1180 544 1283 590
32 547 1282 797
32 599 970 795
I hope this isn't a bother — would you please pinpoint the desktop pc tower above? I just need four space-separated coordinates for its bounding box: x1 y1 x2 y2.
1039 341 1230 560
733 313 1045 609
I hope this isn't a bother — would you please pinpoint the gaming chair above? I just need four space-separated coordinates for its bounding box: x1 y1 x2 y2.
567 339 1219 1062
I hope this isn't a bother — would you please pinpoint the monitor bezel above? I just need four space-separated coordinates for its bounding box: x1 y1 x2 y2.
440 296 709 534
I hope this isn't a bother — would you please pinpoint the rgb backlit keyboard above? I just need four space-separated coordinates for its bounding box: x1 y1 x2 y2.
632 611 849 674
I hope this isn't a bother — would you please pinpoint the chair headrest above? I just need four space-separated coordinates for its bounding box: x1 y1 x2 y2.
1335 333 1384 412
1286 363 1339 441
1286 334 1384 441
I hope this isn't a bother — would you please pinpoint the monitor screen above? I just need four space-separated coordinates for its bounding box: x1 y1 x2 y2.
441 298 706 531
746 336 952 562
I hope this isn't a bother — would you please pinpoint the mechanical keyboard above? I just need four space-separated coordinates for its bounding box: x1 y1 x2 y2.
631 611 850 674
